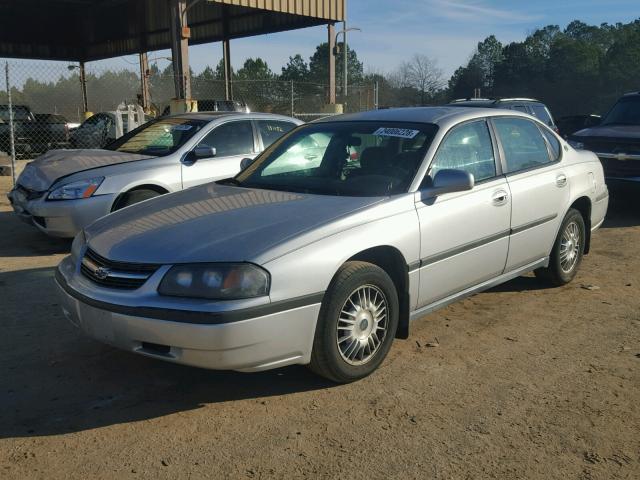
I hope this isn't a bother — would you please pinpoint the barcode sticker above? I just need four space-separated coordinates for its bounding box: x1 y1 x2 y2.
373 127 419 139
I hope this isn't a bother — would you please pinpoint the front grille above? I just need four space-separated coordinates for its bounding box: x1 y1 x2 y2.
80 248 159 289
16 184 45 200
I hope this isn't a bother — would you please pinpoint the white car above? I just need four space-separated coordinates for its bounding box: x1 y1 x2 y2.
55 107 608 383
8 112 302 237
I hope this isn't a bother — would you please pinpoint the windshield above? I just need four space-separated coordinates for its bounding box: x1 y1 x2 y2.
105 117 207 156
0 106 32 122
602 96 640 126
232 121 438 196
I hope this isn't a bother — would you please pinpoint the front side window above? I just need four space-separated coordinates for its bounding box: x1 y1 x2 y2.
106 117 206 156
493 117 552 173
258 120 297 148
429 120 496 183
233 121 438 196
199 121 254 157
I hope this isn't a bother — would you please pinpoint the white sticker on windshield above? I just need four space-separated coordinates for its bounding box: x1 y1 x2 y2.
171 124 193 131
373 127 419 139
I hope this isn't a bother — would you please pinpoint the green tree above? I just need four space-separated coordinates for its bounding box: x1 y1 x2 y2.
213 59 232 80
307 42 363 86
236 58 274 80
281 54 310 82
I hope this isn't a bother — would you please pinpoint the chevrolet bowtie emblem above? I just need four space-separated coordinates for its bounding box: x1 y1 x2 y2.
93 266 111 280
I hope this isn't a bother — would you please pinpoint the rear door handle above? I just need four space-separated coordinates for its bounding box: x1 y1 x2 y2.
556 174 568 187
492 189 509 206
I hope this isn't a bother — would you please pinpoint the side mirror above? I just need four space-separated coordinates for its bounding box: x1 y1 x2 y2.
194 146 216 159
422 169 474 198
240 157 254 170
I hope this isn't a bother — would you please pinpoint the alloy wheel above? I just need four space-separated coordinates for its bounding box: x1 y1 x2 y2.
336 284 388 366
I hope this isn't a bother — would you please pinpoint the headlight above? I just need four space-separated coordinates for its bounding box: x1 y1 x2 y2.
158 263 270 300
70 230 86 264
567 139 584 150
47 177 104 200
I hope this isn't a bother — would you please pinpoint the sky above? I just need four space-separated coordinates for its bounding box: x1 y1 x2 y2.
5 0 640 82
148 0 640 79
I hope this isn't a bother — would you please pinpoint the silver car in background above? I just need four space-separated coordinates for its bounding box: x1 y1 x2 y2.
55 107 608 383
7 112 302 237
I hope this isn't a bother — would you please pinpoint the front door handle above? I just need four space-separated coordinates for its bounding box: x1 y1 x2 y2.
556 174 568 187
492 189 509 206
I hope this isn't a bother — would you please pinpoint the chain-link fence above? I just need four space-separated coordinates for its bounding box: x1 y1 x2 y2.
0 60 379 169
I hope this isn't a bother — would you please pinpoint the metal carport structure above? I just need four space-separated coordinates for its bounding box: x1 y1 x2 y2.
0 0 346 107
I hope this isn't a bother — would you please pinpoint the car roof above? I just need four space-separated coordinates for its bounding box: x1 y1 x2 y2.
314 106 535 127
449 98 543 107
169 112 301 123
622 91 640 97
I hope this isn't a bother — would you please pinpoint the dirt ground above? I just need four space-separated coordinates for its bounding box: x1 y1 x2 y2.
0 164 638 480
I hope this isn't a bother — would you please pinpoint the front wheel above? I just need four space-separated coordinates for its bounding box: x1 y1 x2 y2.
535 208 585 286
309 261 399 383
113 189 162 211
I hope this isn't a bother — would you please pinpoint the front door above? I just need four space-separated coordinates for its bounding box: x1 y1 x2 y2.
416 119 511 307
491 116 570 271
181 120 257 189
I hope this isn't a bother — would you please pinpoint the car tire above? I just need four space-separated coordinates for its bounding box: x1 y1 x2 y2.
309 261 399 383
535 208 586 286
113 189 162 211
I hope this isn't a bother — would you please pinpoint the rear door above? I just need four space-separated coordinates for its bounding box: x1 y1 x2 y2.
491 116 569 271
415 119 511 307
181 120 257 189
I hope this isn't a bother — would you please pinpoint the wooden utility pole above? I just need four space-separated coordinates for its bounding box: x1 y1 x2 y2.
223 39 233 101
79 61 88 113
139 52 150 112
170 0 191 100
328 23 336 104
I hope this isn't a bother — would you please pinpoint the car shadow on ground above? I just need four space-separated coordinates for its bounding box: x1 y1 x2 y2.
0 266 335 440
0 211 71 257
487 274 553 293
601 197 640 229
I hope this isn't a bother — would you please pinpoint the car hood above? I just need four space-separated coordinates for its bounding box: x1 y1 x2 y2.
85 183 386 264
572 124 640 140
17 149 154 191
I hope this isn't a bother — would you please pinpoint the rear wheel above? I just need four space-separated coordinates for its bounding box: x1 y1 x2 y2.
535 208 585 286
309 261 399 383
113 189 163 211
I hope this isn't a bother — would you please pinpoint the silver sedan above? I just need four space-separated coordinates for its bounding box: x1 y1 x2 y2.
55 107 609 383
7 112 302 237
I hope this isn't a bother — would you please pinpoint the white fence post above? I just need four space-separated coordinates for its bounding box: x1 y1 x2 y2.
4 61 17 187
290 80 294 117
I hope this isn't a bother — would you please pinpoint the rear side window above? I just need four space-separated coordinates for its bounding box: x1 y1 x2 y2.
531 105 554 127
257 120 297 148
429 120 496 182
541 128 561 162
493 117 552 173
199 121 255 157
